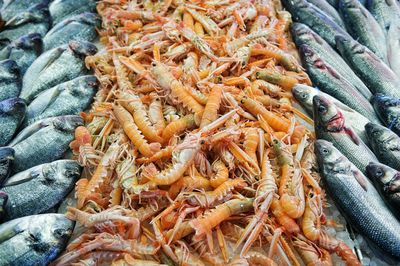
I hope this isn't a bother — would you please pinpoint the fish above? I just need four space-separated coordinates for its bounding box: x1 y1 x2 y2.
306 0 346 28
0 147 13 187
0 0 49 21
49 0 97 26
24 75 98 126
365 122 400 171
293 84 372 143
0 160 81 220
335 35 400 99
313 95 378 174
387 19 400 78
281 0 351 47
315 139 400 260
299 44 379 122
0 213 74 265
0 33 42 75
0 2 51 47
0 59 21 102
366 162 400 218
366 0 400 33
0 98 26 146
326 0 338 8
291 23 372 100
338 0 387 61
20 40 97 104
0 192 6 221
43 12 100 51
371 93 400 136
8 115 83 173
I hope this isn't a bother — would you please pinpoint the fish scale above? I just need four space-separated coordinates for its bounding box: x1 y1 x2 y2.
316 140 400 260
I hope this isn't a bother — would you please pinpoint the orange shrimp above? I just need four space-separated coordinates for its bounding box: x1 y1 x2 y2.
293 235 332 266
246 251 278 266
183 11 195 31
190 198 254 241
162 114 196 143
76 141 121 208
270 198 300 235
302 190 322 241
251 43 301 72
148 94 166 134
185 178 246 208
200 85 223 128
169 175 212 199
210 160 229 189
256 69 299 91
242 127 259 165
118 91 163 143
113 105 157 157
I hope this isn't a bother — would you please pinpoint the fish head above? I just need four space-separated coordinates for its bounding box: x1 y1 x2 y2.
53 115 84 133
313 95 344 132
71 75 98 97
0 97 26 116
76 12 101 27
0 191 7 221
299 44 321 67
5 2 50 27
0 59 20 79
339 0 359 9
335 35 365 57
69 40 97 58
365 122 394 145
13 33 43 55
371 93 400 121
366 162 398 189
314 139 340 165
291 23 321 43
42 160 81 185
292 84 318 113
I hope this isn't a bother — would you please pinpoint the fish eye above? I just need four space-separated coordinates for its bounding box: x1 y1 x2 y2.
322 148 328 154
318 105 326 113
375 168 384 177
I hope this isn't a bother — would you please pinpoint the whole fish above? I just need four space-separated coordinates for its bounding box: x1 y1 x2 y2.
306 0 345 28
365 122 400 170
315 139 400 260
371 93 400 135
366 162 400 218
281 0 351 47
0 98 26 146
9 115 83 173
0 160 81 220
291 23 372 99
49 0 97 25
0 0 49 21
387 20 400 78
293 84 371 143
24 75 97 126
366 0 400 33
313 95 378 174
20 40 97 103
0 147 13 186
0 59 21 102
0 3 50 46
299 44 378 122
338 0 387 61
0 33 42 75
335 36 400 99
43 12 100 51
0 213 74 265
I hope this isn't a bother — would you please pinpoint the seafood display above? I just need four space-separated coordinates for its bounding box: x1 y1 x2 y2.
0 0 398 265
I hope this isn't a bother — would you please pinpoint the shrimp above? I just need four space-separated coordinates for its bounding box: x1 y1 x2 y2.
242 128 259 165
162 114 196 143
293 235 332 266
301 190 322 241
256 69 299 91
148 94 166 134
113 105 158 157
185 8 221 36
200 84 223 128
118 91 163 143
210 160 229 189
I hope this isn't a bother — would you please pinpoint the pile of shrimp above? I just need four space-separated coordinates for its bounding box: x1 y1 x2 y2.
52 1 361 265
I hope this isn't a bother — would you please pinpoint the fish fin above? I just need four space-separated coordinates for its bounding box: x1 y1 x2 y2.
353 170 368 192
3 171 39 187
344 126 360 145
326 65 341 79
8 118 54 146
29 86 63 116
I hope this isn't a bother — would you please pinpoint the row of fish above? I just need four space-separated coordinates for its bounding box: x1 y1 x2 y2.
0 0 99 265
283 0 400 262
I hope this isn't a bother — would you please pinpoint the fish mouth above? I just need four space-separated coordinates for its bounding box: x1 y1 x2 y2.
325 112 345 131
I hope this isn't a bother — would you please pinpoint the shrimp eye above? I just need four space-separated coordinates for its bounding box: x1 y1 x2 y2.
151 62 157 67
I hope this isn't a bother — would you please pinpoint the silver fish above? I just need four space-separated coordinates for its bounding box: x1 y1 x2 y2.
315 139 400 260
0 0 49 21
0 59 21 102
24 75 97 126
0 2 50 46
0 98 26 146
9 115 83 173
0 213 74 265
49 0 97 26
365 122 400 171
306 0 346 28
293 84 371 143
366 0 400 33
1 160 81 220
313 95 378 174
0 147 13 187
0 33 42 75
387 19 400 78
43 12 100 51
20 40 97 103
